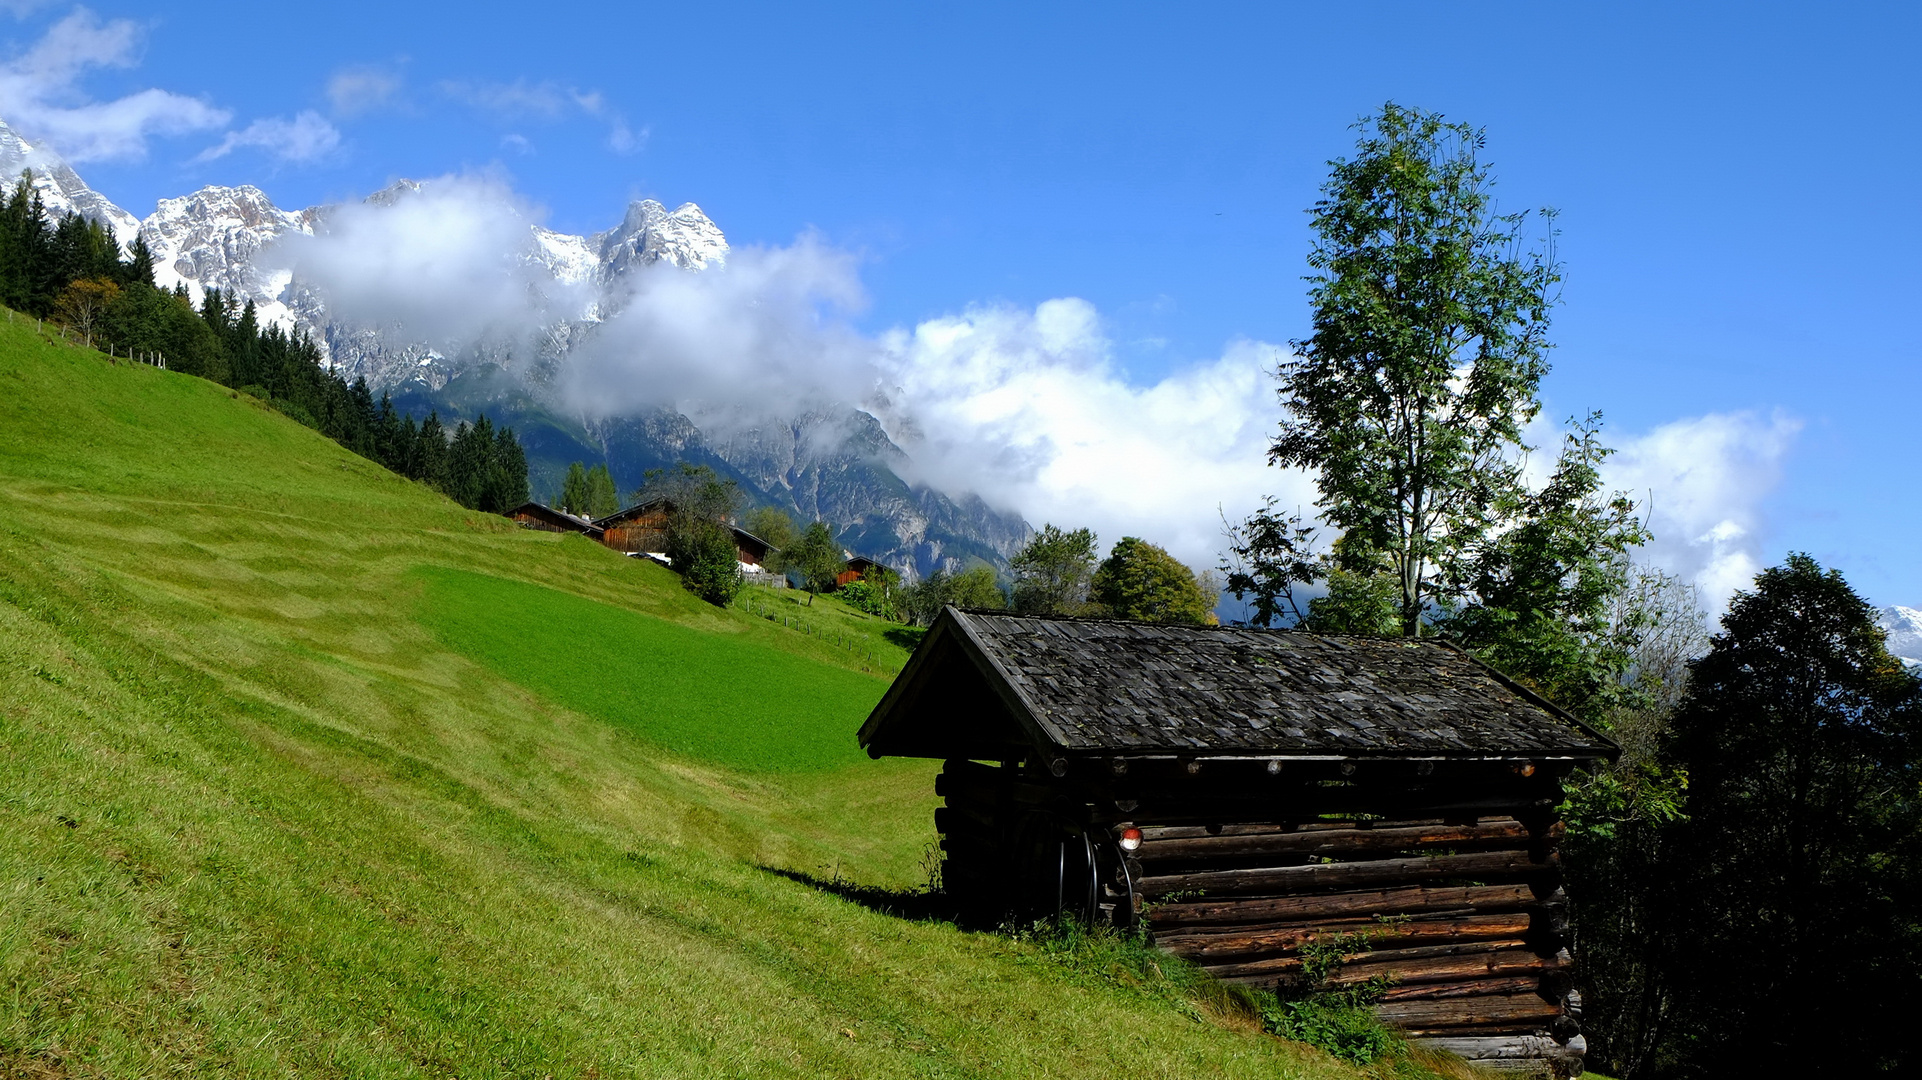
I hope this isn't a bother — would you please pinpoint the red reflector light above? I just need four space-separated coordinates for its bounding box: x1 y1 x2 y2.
1119 827 1143 851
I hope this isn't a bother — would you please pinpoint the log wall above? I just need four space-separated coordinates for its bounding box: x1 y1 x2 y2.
932 757 1586 1077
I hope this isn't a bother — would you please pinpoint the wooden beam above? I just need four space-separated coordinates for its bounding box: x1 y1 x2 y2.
1154 913 1532 961
1138 850 1557 898
1135 820 1549 863
1146 884 1538 927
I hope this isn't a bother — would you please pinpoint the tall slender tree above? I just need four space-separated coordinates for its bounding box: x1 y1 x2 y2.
1270 102 1560 637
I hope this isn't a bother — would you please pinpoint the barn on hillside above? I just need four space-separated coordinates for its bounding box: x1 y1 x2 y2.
858 607 1614 1077
504 501 605 540
837 555 890 588
592 500 671 554
591 501 775 568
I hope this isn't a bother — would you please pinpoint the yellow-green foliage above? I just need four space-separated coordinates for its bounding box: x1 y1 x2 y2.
0 316 1414 1078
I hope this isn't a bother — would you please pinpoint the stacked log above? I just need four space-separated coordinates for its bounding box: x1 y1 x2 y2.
930 760 1587 1074
1133 816 1581 1071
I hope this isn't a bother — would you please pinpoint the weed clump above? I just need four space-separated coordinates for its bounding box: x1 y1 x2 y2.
1259 929 1406 1065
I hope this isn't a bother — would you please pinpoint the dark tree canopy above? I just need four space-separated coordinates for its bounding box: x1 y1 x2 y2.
1655 555 1922 1077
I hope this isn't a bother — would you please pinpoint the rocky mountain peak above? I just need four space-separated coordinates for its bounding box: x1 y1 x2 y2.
1877 605 1922 667
596 199 728 276
0 116 141 245
143 184 312 324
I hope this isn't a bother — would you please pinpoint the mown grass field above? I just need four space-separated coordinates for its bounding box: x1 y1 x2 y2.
0 316 1464 1078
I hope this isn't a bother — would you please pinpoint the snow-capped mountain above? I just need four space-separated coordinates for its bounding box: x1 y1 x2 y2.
0 113 1026 579
144 184 317 331
1877 606 1922 667
0 118 140 245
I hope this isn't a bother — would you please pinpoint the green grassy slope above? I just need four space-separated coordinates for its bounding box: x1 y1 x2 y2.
0 318 1385 1078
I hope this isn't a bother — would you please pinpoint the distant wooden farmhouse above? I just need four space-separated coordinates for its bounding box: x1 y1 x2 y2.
836 555 890 588
592 500 672 554
583 500 770 568
859 608 1614 1077
504 501 605 540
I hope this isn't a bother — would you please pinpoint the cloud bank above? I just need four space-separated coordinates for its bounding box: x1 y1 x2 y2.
1607 410 1801 608
277 174 590 350
278 172 1795 597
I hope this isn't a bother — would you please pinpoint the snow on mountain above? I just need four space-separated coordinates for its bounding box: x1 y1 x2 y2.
1876 605 1922 667
594 198 728 276
0 117 141 246
143 185 316 329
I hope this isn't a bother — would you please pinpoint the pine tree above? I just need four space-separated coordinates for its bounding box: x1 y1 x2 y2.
124 234 155 288
416 412 450 491
559 462 592 516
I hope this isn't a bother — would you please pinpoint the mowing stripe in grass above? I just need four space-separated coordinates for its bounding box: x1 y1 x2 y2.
412 566 883 773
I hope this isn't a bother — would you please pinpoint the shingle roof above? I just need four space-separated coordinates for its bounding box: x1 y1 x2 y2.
860 608 1616 760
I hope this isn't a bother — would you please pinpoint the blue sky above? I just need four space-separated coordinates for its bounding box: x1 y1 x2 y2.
4 2 1917 608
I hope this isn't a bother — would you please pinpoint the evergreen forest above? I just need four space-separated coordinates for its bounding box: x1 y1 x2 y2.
0 172 528 513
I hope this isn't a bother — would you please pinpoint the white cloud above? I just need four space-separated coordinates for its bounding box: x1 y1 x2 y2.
606 117 645 155
440 77 639 155
0 9 227 161
1605 410 1801 609
326 64 402 117
196 110 340 164
874 300 1305 572
256 164 1797 597
273 172 590 351
564 235 874 414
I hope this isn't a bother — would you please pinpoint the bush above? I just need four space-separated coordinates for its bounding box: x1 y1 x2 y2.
674 522 744 607
837 578 896 620
1256 999 1404 1066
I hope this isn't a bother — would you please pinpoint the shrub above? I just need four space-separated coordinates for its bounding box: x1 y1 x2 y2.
1256 999 1404 1066
674 522 744 607
837 578 895 620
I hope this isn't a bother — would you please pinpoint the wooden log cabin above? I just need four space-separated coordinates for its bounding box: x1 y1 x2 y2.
504 501 605 540
857 608 1615 1077
592 500 775 568
836 555 889 588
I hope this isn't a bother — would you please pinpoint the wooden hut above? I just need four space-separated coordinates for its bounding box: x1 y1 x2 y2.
858 608 1614 1077
592 500 671 554
732 526 773 568
836 555 889 588
503 501 605 540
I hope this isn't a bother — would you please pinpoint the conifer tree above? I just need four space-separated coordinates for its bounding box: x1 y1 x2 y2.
559 461 593 516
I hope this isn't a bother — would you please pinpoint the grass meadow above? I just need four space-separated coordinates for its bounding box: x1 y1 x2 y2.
0 315 1468 1078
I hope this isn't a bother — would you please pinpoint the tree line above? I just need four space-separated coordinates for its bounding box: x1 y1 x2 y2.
0 172 528 514
1215 103 1921 1077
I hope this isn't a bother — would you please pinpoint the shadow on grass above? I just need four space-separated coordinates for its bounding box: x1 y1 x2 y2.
882 626 927 651
764 866 959 923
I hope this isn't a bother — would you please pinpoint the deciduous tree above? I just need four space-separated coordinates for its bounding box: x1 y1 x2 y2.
1271 102 1560 637
1091 537 1217 625
783 520 844 606
1010 524 1098 615
1656 555 1922 1077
